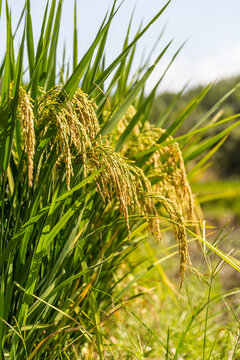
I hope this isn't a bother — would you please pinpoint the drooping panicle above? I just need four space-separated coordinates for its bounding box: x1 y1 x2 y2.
18 87 35 186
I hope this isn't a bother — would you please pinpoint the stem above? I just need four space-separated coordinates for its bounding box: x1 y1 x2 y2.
1 171 7 250
203 275 213 360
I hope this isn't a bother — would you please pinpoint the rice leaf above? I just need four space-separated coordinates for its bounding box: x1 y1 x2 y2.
190 82 240 132
29 1 49 99
73 0 78 71
115 79 161 152
44 0 62 90
1 0 13 102
184 120 240 162
157 83 213 144
26 0 35 78
25 198 83 296
89 1 171 95
40 0 56 78
187 135 228 179
64 0 120 98
1 26 25 173
99 42 172 137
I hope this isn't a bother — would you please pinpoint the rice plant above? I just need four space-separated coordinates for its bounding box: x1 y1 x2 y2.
0 0 240 358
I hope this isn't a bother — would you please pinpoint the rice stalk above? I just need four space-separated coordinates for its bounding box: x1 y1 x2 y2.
15 84 192 281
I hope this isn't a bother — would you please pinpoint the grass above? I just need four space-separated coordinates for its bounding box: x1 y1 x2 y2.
100 232 240 359
0 0 240 358
70 232 240 359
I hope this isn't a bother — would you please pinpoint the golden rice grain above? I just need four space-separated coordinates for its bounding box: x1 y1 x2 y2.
16 84 194 283
18 87 35 186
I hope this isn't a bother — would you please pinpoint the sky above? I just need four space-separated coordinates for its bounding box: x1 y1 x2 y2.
0 0 239 92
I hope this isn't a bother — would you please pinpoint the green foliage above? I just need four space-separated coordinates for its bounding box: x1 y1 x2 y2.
0 1 240 358
150 75 240 177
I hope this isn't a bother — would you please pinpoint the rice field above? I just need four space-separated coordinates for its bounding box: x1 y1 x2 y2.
0 1 240 358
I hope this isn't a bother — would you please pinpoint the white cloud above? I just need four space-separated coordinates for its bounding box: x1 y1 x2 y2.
192 43 240 84
147 43 240 93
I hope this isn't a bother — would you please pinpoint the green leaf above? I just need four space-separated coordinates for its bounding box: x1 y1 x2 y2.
155 85 187 128
184 120 240 162
187 135 228 179
13 3 26 38
190 82 240 132
40 0 56 77
1 26 25 173
157 83 213 144
89 0 171 96
115 75 162 152
99 42 172 137
73 0 78 71
0 273 5 350
115 9 136 99
135 83 213 166
84 9 116 90
64 0 120 98
44 0 62 90
1 0 13 102
161 114 240 148
26 0 35 78
187 228 240 273
25 198 83 296
29 0 49 99
56 168 103 202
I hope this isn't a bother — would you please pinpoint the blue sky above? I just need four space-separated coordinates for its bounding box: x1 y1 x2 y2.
1 0 239 92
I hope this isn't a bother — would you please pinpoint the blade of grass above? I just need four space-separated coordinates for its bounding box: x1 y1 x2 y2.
73 0 78 71
115 42 184 151
190 82 240 132
187 135 228 179
156 84 188 128
89 1 171 96
2 26 25 173
186 228 240 273
26 0 35 78
184 120 240 162
115 77 161 152
133 113 239 163
99 43 172 137
64 0 121 98
44 0 62 90
135 83 213 166
160 113 240 148
86 2 117 89
1 0 13 102
157 83 213 144
40 0 57 79
29 1 49 99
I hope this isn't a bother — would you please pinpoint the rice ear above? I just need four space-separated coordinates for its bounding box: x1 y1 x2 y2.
86 144 161 239
17 87 35 186
148 194 191 286
125 126 195 221
15 83 192 284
